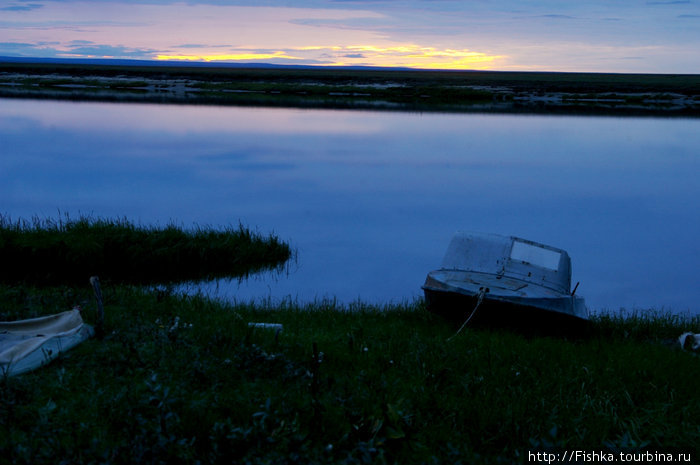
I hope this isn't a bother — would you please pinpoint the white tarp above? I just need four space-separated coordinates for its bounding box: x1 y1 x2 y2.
0 309 93 376
679 332 700 352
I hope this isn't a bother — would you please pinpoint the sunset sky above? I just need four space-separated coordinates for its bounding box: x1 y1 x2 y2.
1 0 699 73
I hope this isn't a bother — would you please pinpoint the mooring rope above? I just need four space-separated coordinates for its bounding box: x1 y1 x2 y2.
448 287 487 341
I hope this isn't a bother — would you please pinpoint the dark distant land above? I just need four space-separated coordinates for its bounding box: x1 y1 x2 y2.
1 57 699 116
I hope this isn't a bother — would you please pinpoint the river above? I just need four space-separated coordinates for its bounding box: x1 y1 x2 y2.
1 98 698 314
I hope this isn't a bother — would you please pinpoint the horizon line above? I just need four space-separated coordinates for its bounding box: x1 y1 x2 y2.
2 55 699 77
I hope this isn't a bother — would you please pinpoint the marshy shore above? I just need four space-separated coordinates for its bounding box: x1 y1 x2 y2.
2 61 699 116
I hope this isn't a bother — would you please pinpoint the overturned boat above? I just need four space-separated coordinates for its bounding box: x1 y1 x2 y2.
423 232 588 334
0 309 94 377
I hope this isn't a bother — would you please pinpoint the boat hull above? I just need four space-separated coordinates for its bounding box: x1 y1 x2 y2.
423 281 590 336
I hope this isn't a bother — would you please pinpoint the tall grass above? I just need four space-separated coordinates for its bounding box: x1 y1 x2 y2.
1 283 698 464
0 214 291 285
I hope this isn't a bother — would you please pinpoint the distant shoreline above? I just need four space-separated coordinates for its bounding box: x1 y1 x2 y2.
1 59 699 116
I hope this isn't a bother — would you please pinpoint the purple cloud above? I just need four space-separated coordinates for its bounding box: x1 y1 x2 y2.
1 3 44 12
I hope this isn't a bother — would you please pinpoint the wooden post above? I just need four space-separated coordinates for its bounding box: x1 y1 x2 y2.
310 341 322 433
90 276 105 339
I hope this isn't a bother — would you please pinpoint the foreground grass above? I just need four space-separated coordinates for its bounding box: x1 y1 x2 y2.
1 283 698 464
0 215 291 285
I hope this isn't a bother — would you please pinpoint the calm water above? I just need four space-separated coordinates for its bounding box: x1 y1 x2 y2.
1 98 698 314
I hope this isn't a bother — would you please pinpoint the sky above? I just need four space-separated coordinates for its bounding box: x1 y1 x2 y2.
1 0 699 73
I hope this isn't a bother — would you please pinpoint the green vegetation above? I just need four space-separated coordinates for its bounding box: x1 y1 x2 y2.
0 215 698 461
2 61 699 115
1 281 698 463
0 215 291 285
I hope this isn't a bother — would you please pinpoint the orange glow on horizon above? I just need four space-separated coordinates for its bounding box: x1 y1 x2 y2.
156 44 504 70
344 44 504 69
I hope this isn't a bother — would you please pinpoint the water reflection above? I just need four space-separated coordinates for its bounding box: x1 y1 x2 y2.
1 98 698 313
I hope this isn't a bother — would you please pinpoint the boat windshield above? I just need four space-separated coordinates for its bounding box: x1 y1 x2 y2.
510 240 561 271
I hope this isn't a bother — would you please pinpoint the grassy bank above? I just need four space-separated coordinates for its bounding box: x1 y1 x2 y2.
1 282 698 464
1 215 698 462
2 61 699 116
0 215 291 285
